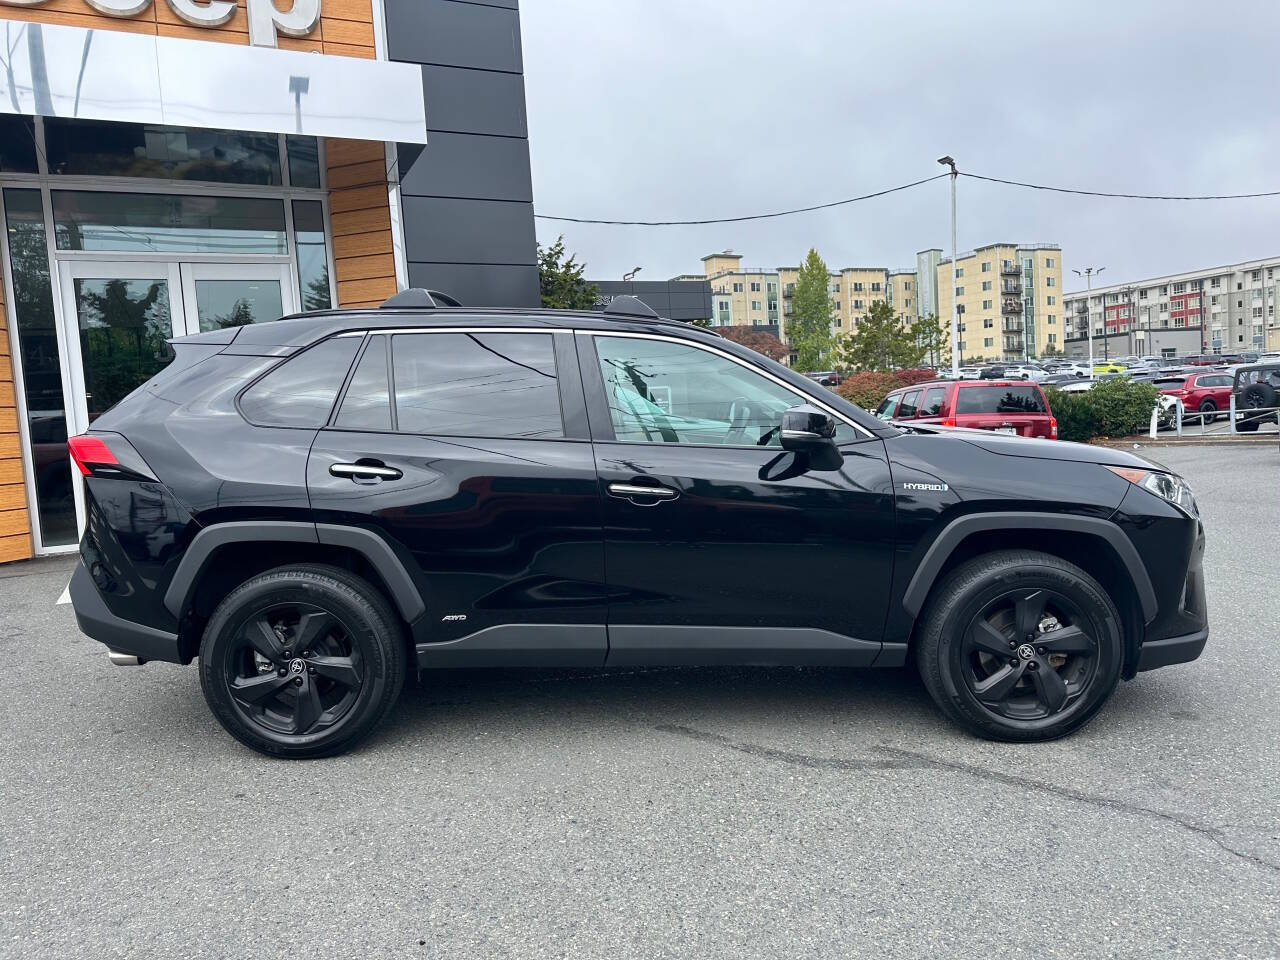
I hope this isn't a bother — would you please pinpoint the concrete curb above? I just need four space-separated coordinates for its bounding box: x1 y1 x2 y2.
1095 436 1278 448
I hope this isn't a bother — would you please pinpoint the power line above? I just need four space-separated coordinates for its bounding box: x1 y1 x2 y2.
959 171 1280 201
534 172 950 225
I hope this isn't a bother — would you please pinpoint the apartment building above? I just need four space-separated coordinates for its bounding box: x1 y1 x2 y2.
887 269 917 326
700 252 781 337
936 244 1063 362
1061 255 1280 359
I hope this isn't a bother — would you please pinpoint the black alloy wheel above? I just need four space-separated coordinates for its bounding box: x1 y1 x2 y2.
915 550 1123 742
200 565 405 758
224 603 364 737
959 588 1098 722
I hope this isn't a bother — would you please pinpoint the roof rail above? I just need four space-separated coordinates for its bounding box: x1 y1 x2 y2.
379 288 463 309
601 295 660 320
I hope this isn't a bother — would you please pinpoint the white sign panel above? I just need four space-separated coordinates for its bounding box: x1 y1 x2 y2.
0 19 428 143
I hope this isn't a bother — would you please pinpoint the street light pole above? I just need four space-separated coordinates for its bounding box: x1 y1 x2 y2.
938 156 959 377
1073 266 1104 376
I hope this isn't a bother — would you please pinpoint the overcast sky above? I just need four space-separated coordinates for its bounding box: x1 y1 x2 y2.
521 0 1280 294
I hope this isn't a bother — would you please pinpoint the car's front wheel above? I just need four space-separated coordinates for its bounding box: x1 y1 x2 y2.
915 550 1123 742
199 564 406 758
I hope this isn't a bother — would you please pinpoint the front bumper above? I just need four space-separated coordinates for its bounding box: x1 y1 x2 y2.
69 561 182 664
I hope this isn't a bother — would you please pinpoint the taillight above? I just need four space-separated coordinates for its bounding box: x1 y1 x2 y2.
67 435 118 476
67 433 156 481
941 418 956 427
1050 416 1058 439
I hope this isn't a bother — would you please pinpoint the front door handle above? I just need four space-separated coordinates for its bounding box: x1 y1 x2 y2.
330 462 403 481
608 482 679 502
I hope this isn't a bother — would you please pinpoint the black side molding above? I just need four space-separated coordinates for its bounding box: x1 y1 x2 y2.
901 512 1159 624
163 521 425 624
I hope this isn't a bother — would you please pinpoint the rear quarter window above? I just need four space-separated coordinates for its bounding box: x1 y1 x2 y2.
238 336 361 427
955 385 1046 414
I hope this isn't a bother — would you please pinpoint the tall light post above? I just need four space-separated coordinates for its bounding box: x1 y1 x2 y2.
1072 266 1104 376
938 156 959 377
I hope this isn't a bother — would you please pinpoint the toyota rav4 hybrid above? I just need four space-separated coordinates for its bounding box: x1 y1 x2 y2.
68 293 1209 758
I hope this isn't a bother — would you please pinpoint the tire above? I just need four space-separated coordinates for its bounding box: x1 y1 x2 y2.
1236 417 1259 432
914 550 1123 742
1241 382 1277 410
199 564 406 759
1197 399 1217 424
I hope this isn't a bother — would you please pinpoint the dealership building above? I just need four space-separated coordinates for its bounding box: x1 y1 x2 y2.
0 0 537 561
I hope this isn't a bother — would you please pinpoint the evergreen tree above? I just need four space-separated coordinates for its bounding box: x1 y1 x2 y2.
538 236 600 310
838 299 926 371
788 248 835 370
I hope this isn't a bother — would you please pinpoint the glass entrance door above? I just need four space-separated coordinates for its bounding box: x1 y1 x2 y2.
179 262 292 333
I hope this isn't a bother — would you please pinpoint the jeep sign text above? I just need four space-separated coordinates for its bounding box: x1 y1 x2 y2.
0 0 322 48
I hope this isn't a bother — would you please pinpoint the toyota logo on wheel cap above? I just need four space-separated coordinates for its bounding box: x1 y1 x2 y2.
289 658 307 675
1016 643 1036 661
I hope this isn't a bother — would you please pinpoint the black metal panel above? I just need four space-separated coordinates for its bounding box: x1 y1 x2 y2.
397 130 532 202
419 64 528 137
401 196 536 265
592 280 714 323
406 262 539 308
386 0 523 74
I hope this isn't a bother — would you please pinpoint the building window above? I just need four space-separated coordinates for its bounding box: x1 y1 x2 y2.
982 280 992 291
732 282 743 292
751 300 761 311
750 281 760 292
1210 278 1220 288
293 200 332 311
955 286 964 296
983 318 993 328
1139 289 1148 299
982 299 992 310
1045 257 1055 268
853 299 864 309
1045 276 1055 287
1048 333 1057 344
853 282 864 292
1047 315 1056 324
981 262 991 272
1251 270 1261 282
872 283 881 292
1172 282 1186 293
833 301 841 311
956 268 964 277
831 282 840 293
984 337 994 348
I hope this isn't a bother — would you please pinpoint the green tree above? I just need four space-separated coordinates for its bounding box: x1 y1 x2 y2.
908 312 948 368
538 236 600 310
837 299 925 371
788 248 835 370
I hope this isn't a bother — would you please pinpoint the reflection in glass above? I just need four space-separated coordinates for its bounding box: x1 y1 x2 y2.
74 278 175 422
45 119 282 185
52 191 287 255
3 189 76 547
0 116 38 173
293 200 332 311
286 136 321 189
193 279 284 332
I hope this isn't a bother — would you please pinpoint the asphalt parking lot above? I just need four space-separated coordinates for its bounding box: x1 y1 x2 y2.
1 444 1277 960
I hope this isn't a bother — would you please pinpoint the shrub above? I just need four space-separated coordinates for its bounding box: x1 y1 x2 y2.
894 367 936 388
836 371 901 410
1045 378 1160 442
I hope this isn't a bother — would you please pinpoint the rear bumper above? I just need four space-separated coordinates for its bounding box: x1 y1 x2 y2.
69 561 183 664
1137 627 1208 672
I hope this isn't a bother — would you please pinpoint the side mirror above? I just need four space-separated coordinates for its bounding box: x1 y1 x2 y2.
780 405 837 452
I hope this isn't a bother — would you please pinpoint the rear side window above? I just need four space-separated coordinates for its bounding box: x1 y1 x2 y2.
1199 375 1230 387
897 390 922 418
955 385 1046 414
392 332 563 439
920 387 946 416
239 336 360 427
335 335 392 431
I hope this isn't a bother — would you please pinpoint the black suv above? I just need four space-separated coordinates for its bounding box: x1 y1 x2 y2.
1233 362 1280 431
68 293 1208 757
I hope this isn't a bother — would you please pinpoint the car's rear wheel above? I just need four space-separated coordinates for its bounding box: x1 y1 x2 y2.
1198 399 1218 424
199 564 405 759
915 550 1123 742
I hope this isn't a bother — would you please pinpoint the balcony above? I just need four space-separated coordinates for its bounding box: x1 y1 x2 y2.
1004 337 1023 353
1003 319 1023 334
1001 298 1023 315
1000 281 1022 296
1000 261 1021 276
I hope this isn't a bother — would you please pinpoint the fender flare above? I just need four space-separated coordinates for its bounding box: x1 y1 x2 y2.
163 521 425 623
900 512 1158 623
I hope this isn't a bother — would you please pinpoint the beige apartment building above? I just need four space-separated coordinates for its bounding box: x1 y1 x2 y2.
887 269 917 327
936 244 1063 362
700 253 781 332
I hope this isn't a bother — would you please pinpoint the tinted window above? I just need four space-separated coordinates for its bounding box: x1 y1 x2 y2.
0 115 38 173
897 391 922 418
240 337 360 427
594 335 854 446
336 336 392 431
392 332 563 439
1199 375 1230 387
921 387 946 416
875 395 899 420
1153 378 1187 389
955 385 1046 414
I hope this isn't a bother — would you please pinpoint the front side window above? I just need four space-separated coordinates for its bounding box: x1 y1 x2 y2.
392 332 563 439
593 336 851 446
897 391 922 418
240 336 361 427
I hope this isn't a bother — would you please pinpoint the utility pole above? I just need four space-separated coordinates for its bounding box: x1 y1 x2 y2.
1072 266 1104 376
938 156 959 377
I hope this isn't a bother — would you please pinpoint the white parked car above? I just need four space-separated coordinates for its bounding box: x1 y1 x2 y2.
957 366 983 380
1003 364 1047 382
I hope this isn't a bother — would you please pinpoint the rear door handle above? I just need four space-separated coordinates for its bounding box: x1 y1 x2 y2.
330 462 403 481
608 482 678 501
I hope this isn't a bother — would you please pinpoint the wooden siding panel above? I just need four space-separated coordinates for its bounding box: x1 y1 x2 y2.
0 533 33 565
335 253 397 283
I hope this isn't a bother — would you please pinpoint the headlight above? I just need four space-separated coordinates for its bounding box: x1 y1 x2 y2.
1106 466 1198 517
